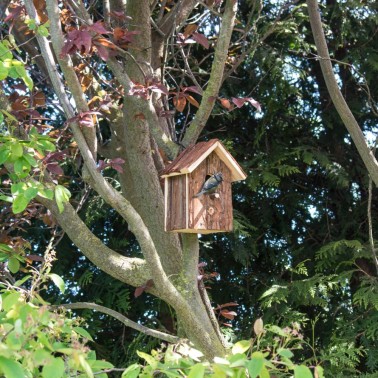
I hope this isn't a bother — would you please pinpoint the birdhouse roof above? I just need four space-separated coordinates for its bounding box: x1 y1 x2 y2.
160 139 247 182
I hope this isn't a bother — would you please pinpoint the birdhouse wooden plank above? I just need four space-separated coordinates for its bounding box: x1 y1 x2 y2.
161 139 247 234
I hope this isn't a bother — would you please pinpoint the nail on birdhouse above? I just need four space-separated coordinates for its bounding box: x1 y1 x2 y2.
160 139 247 234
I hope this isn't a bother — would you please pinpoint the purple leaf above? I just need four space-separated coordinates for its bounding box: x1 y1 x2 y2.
61 29 92 56
246 97 262 112
95 44 110 61
46 162 64 176
111 158 126 164
232 97 262 112
150 83 169 95
134 286 145 298
112 164 124 173
182 86 203 95
89 21 110 35
192 32 210 49
97 160 109 171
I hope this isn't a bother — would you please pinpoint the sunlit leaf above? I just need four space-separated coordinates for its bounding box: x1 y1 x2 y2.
0 357 25 378
48 273 66 294
73 326 93 341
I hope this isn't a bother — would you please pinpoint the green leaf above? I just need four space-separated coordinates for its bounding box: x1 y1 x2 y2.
14 275 32 287
8 257 20 274
267 325 287 336
0 356 25 378
73 326 93 341
260 365 270 378
37 139 56 152
188 363 205 378
232 340 250 355
8 66 19 79
38 25 49 37
89 360 114 370
6 330 24 350
278 348 294 358
42 357 65 378
0 64 9 80
14 65 26 78
11 182 26 195
137 350 157 367
2 291 21 311
10 142 23 159
55 185 71 213
23 74 33 90
12 194 29 214
121 364 141 378
315 365 324 378
48 273 66 294
0 195 13 202
0 243 13 253
38 187 54 200
0 43 13 60
0 147 11 164
79 354 93 378
246 352 264 378
294 365 313 378
32 349 52 366
24 186 39 200
14 157 31 176
23 153 38 167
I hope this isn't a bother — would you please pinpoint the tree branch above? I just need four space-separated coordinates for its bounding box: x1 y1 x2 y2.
24 0 97 156
182 0 238 147
52 302 181 344
37 197 152 288
306 0 378 186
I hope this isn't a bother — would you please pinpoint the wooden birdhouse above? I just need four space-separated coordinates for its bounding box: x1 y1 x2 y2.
160 139 247 234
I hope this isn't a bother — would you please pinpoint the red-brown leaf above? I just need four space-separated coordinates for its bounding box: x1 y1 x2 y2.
183 24 198 38
192 32 210 49
186 95 200 108
173 95 187 112
220 310 237 320
231 97 262 112
219 98 232 110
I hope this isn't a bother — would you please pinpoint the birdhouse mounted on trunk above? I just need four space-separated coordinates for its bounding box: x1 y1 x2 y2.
160 139 247 234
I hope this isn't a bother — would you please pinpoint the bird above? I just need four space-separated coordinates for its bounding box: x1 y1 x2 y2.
193 172 223 198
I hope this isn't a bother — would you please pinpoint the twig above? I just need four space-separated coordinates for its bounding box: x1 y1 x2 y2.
367 177 378 274
52 302 181 344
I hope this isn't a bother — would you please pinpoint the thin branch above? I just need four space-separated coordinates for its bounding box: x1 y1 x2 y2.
367 177 378 274
52 302 181 344
182 0 238 147
178 45 203 93
45 0 97 156
306 0 378 186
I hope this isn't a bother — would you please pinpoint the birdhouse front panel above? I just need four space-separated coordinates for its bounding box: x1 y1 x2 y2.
188 152 233 233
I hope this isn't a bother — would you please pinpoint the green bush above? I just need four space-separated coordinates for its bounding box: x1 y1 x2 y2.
0 290 113 378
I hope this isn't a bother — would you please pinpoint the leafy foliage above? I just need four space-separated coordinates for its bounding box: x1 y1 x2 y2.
121 320 322 378
0 290 114 378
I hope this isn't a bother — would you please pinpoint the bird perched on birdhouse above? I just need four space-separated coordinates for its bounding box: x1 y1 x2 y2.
193 172 223 198
160 139 247 234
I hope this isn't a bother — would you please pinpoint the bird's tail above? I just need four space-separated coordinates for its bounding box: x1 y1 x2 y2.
193 191 204 198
